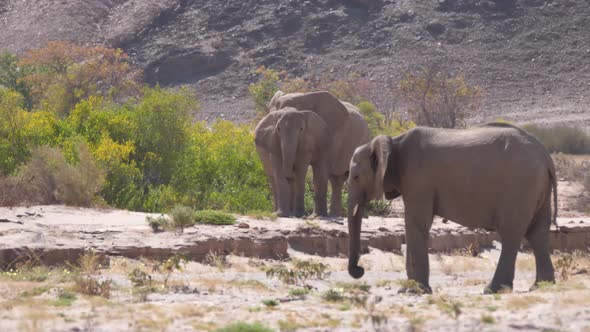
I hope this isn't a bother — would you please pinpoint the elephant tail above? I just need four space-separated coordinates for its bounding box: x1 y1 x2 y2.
549 158 559 232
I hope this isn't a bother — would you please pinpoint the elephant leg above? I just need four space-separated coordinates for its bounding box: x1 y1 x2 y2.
271 153 291 217
526 203 555 290
329 174 346 217
485 239 520 294
312 162 328 217
256 146 278 211
292 165 308 218
401 202 433 294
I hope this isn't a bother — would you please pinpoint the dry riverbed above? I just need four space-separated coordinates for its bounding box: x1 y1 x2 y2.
0 247 589 331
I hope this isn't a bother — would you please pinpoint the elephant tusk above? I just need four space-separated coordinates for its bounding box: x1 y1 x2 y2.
352 204 359 217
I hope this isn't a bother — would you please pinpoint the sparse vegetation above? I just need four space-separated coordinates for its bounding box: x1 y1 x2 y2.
216 322 273 332
288 287 311 298
204 251 231 271
266 259 330 285
50 289 77 307
170 205 195 232
152 254 186 289
523 124 590 155
193 210 236 225
261 299 278 308
75 249 102 275
428 295 463 319
481 314 496 324
146 215 170 232
322 289 345 303
72 275 111 298
555 253 576 281
397 279 427 294
396 64 482 129
506 295 547 310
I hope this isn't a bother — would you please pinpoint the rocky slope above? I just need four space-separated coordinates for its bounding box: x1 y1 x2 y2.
0 0 589 126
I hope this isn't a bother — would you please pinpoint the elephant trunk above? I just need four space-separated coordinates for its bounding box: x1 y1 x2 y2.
348 191 365 279
281 140 297 179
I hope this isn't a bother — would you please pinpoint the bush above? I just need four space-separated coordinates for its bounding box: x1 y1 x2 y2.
216 322 273 332
523 124 590 155
193 210 236 225
18 41 141 116
14 143 104 206
248 66 281 117
145 215 170 232
397 64 481 128
73 275 111 298
172 120 272 213
170 205 195 232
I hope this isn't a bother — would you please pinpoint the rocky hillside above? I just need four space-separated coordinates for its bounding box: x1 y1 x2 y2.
1 0 589 126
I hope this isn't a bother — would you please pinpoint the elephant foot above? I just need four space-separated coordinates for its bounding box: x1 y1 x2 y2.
293 210 305 218
397 281 432 295
348 265 365 279
529 279 555 292
276 210 291 218
483 283 513 294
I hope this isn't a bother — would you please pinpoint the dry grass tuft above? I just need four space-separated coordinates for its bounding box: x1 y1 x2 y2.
506 295 547 310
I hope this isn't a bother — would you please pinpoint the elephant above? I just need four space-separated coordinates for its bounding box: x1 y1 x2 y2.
254 107 330 217
267 90 371 216
346 122 558 294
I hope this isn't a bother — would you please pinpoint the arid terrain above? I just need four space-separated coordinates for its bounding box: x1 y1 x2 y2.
0 176 589 331
0 247 589 331
1 0 589 126
1 1 590 331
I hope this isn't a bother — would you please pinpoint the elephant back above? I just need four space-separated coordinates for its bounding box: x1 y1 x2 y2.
330 105 371 175
274 91 349 131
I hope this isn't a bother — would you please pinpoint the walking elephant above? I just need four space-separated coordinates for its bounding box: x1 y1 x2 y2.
254 108 330 217
346 122 558 294
266 91 371 216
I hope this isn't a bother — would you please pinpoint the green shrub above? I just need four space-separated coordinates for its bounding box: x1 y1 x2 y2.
14 143 104 206
145 215 170 232
248 66 280 117
0 52 33 110
216 322 273 332
266 259 330 285
523 124 590 154
193 210 236 225
170 205 195 232
172 121 272 213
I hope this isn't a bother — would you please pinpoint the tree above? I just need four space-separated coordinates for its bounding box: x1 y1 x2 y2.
397 65 482 128
248 66 281 117
18 41 142 115
0 52 33 110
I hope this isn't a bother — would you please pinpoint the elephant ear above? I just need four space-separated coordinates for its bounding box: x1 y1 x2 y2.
302 111 330 151
370 135 394 200
267 90 286 113
254 112 281 153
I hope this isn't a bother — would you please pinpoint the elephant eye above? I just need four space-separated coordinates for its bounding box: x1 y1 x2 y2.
353 175 359 181
300 127 303 131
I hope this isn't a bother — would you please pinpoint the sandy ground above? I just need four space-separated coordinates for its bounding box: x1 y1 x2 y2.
0 179 588 331
0 248 589 332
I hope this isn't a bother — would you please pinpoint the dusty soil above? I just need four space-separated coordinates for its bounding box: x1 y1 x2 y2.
0 0 588 127
0 194 589 331
0 249 589 331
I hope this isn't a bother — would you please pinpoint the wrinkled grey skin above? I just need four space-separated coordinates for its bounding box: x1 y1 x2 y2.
347 123 557 294
254 108 330 217
268 91 371 216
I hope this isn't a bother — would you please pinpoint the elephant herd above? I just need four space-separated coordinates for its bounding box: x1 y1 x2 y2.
254 91 558 294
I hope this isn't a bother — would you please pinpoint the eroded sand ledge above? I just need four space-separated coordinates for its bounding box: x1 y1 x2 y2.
1 205 589 266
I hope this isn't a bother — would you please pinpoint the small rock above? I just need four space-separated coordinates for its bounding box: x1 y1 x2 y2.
237 222 250 229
